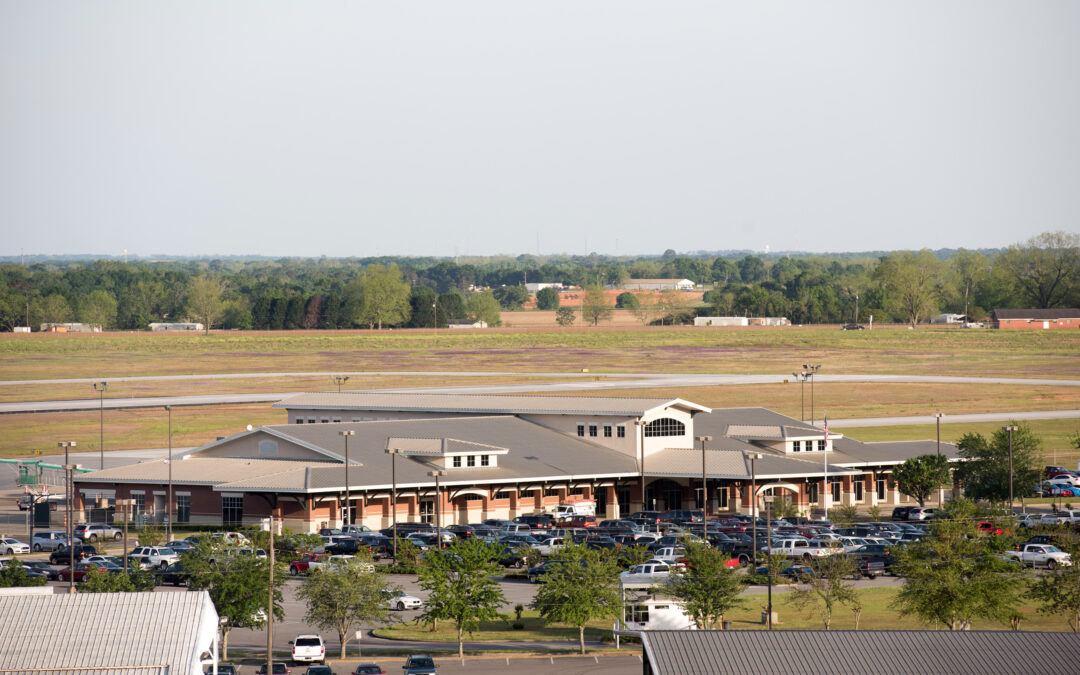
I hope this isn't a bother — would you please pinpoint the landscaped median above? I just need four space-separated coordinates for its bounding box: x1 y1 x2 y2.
373 610 616 646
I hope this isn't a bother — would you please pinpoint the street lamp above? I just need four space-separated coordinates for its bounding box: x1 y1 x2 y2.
935 412 944 456
696 435 712 541
803 364 821 424
92 382 107 470
635 420 650 514
432 299 438 330
792 371 808 421
57 441 76 594
166 405 173 542
428 470 447 537
1003 425 1018 512
115 498 136 574
764 494 775 630
749 452 762 567
340 430 355 526
385 446 404 561
332 375 350 393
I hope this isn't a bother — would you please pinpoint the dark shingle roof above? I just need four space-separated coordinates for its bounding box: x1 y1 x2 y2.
993 308 1080 320
641 630 1080 675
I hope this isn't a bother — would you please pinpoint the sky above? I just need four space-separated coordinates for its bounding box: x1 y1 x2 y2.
1 2 1078 259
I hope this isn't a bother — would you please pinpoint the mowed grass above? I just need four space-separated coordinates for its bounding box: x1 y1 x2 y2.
2 325 1078 381
374 586 1073 642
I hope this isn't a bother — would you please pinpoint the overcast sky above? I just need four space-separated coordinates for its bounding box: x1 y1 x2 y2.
2 2 1077 259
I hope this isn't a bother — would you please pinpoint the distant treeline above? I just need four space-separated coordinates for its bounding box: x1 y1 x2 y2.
1 232 1075 331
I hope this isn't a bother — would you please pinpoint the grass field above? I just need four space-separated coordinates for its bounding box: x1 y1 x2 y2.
373 586 1073 643
2 325 1077 381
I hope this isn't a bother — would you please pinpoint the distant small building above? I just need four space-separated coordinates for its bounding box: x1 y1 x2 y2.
447 320 488 329
39 322 100 333
748 317 790 327
622 278 696 291
931 313 967 325
694 317 748 327
149 322 205 332
525 282 565 293
12 326 30 333
991 309 1080 330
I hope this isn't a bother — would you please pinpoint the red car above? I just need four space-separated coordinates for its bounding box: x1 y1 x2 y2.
561 515 598 528
58 561 119 582
288 553 329 576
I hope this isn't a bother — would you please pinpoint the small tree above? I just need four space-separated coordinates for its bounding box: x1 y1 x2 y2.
467 290 503 327
831 504 859 527
297 556 391 659
660 543 744 629
892 454 952 507
555 306 576 327
1031 540 1080 632
0 563 47 588
615 292 640 309
955 424 1042 504
535 287 560 310
80 566 155 593
581 286 612 326
186 278 224 334
417 538 506 658
531 544 621 653
790 554 859 630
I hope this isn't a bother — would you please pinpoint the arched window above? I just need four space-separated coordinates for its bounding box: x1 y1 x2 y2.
644 418 685 437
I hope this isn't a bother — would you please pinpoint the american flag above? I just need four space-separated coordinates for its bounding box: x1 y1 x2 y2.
823 413 829 441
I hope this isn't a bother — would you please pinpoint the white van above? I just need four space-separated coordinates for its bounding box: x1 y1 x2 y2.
549 501 596 518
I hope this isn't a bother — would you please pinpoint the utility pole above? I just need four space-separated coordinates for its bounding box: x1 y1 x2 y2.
267 515 275 675
1003 425 1018 513
803 364 821 424
340 430 355 526
696 436 712 541
166 406 173 542
57 441 76 594
93 382 107 470
935 413 944 456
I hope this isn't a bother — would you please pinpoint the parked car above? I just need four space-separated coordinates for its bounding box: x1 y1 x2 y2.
290 634 326 664
204 665 238 675
352 666 386 675
158 561 193 586
515 514 556 529
130 546 180 570
49 544 97 564
527 559 565 584
31 531 77 552
402 655 437 675
619 562 672 583
0 537 30 555
73 523 122 542
256 664 291 675
303 667 334 675
289 553 330 576
383 589 423 611
907 507 937 521
20 560 59 580
165 539 195 553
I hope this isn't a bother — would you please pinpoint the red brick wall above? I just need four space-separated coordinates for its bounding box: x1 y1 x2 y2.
995 318 1080 330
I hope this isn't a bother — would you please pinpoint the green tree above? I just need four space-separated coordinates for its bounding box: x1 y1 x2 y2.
296 556 391 659
656 289 693 325
790 554 859 630
438 291 468 321
417 538 506 658
356 264 411 329
891 454 952 507
737 256 767 283
615 292 639 309
467 290 503 327
891 508 1025 630
1031 540 1080 631
184 540 285 659
493 285 529 310
80 565 155 593
530 544 621 654
659 543 744 629
0 563 47 588
408 286 439 328
948 249 990 319
40 293 73 324
874 250 942 326
79 290 118 329
535 287 560 310
185 277 224 333
997 231 1080 308
955 424 1041 503
581 285 612 326
555 306 576 327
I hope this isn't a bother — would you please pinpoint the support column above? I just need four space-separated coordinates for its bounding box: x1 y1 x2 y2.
605 486 619 520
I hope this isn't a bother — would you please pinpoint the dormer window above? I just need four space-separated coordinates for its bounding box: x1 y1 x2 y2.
480 455 490 466
453 456 462 468
467 455 476 467
818 439 827 451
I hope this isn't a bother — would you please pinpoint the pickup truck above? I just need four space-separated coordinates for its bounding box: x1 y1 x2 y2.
1003 544 1072 569
766 538 837 559
288 553 330 576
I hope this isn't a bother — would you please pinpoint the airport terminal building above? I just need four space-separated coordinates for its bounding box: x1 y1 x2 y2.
73 393 959 532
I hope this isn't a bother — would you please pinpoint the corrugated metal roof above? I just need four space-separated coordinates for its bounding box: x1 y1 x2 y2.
75 457 320 488
642 630 1080 675
0 590 218 675
274 391 710 416
645 447 859 479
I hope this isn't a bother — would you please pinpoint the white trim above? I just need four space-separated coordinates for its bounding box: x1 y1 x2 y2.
129 490 145 495
176 491 191 496
221 492 243 498
153 491 166 495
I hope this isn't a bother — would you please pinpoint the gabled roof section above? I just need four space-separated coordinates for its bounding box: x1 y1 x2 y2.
274 392 710 417
177 426 349 463
0 590 218 675
993 308 1080 320
726 423 842 442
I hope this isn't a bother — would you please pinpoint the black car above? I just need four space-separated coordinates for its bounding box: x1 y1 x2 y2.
379 523 433 539
515 514 556 529
584 536 617 551
892 507 915 521
496 546 526 569
445 525 476 539
158 561 192 586
50 544 97 565
204 666 238 675
353 666 386 675
20 561 59 580
257 664 290 675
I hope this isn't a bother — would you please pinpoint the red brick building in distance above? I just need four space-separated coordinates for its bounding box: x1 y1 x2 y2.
991 308 1080 330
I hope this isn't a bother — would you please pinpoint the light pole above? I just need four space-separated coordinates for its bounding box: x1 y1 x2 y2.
803 364 821 425
266 515 276 675
764 494 775 630
792 372 808 421
385 446 403 561
432 299 438 330
1003 425 1018 513
429 470 446 539
696 435 712 541
935 412 944 456
166 405 173 542
749 452 762 567
340 430 355 526
116 498 135 574
57 441 76 594
92 382 107 470
332 375 350 393
635 419 649 514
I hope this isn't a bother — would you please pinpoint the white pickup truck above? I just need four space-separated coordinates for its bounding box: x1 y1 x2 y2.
1003 544 1072 569
766 538 837 559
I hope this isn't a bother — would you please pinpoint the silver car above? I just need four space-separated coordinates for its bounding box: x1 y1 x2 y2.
73 523 122 542
31 530 78 552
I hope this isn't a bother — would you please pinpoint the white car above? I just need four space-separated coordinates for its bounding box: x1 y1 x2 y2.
384 589 423 611
619 562 672 584
0 538 30 555
289 634 325 664
651 547 687 565
130 546 180 570
534 536 565 557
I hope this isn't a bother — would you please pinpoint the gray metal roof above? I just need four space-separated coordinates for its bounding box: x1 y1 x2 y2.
641 629 1080 675
993 308 1080 320
646 447 858 480
0 589 218 675
274 391 711 416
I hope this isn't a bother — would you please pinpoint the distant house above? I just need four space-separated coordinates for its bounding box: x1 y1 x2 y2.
694 317 789 327
39 322 100 333
991 309 1080 330
447 320 488 329
622 278 696 291
149 322 205 332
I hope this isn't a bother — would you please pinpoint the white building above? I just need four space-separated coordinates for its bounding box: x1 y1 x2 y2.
525 282 565 293
149 322 205 331
694 317 748 327
622 279 696 291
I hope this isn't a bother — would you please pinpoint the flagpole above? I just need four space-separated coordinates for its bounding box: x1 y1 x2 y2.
823 412 829 521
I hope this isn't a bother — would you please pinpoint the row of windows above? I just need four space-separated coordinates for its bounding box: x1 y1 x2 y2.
791 440 828 452
295 417 341 424
577 424 628 439
451 455 490 468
